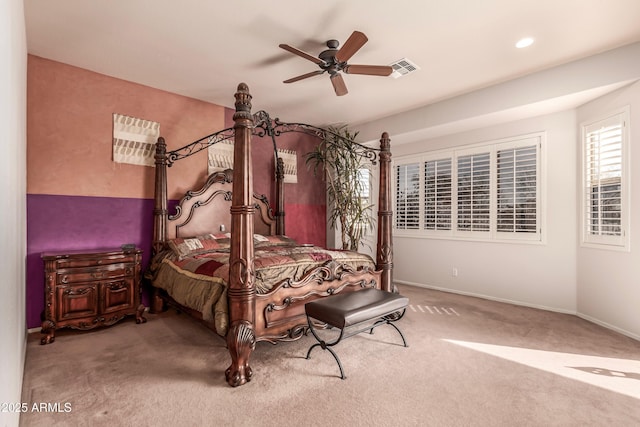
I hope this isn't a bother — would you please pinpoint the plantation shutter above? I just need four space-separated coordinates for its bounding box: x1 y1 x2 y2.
457 153 490 232
357 167 371 205
584 114 623 238
395 163 420 229
393 132 544 242
497 145 537 233
424 158 452 230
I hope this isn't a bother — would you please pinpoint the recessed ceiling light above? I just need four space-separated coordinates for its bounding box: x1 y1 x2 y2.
516 37 534 49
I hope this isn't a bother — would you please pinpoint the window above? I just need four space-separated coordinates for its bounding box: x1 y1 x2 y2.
357 167 371 207
395 162 420 230
393 133 542 242
424 158 452 230
457 152 490 232
356 166 374 230
497 145 537 234
581 108 629 250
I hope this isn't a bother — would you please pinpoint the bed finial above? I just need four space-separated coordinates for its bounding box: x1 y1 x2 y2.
233 83 253 121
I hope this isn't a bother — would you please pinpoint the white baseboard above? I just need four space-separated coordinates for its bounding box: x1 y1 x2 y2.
396 279 575 315
576 312 640 342
396 280 639 342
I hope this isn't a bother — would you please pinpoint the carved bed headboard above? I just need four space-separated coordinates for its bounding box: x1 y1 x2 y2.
164 168 276 242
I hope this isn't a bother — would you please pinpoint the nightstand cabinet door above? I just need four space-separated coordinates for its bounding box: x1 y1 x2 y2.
101 278 135 315
56 283 99 322
41 248 147 345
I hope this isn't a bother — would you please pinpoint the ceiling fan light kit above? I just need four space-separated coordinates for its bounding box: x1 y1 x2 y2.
279 30 393 96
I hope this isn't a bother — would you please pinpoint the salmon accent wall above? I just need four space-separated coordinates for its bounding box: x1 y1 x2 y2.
26 56 327 329
221 105 327 245
27 55 225 199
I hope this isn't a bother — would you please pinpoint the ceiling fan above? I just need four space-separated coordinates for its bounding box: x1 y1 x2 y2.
279 30 393 96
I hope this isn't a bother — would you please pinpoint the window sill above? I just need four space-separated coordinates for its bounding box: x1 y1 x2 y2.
393 230 544 245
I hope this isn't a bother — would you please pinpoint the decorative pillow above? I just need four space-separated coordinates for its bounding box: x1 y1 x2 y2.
210 232 231 247
253 234 269 243
168 233 230 259
254 234 298 247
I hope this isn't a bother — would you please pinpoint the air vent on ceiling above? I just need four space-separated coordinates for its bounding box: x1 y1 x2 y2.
389 58 420 79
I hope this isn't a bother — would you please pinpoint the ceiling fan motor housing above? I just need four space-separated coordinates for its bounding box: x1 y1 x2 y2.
319 40 344 73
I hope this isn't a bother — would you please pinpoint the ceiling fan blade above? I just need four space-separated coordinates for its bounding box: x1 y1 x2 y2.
279 44 324 65
344 64 393 76
283 70 325 83
335 31 368 63
330 73 348 96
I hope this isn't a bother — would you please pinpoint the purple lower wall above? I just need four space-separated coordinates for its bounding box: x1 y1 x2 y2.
26 194 158 329
26 194 324 329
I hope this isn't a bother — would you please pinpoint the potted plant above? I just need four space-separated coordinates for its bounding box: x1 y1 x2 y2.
305 125 374 251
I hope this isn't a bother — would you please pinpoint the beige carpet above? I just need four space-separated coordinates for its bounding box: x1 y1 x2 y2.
20 285 640 426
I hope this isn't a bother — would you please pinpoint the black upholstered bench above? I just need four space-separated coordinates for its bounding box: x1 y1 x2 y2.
305 288 409 379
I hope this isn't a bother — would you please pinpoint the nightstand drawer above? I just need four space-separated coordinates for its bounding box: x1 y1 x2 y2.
56 264 134 284
55 253 137 269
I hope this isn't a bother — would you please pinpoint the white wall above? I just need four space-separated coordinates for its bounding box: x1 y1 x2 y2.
389 110 578 312
357 42 640 146
356 41 640 340
0 1 27 426
576 81 640 339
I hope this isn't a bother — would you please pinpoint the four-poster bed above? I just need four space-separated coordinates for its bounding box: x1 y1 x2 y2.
147 83 393 386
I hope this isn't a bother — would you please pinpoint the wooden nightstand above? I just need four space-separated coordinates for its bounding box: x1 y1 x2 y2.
40 247 146 345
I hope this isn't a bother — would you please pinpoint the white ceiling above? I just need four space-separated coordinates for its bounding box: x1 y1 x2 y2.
24 0 640 128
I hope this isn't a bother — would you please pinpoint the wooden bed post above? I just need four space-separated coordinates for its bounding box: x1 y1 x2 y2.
275 157 285 235
225 83 257 387
152 137 168 256
150 137 169 313
376 132 394 292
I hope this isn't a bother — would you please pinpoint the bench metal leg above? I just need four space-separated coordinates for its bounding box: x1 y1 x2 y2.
367 309 409 346
383 309 408 347
305 309 408 380
306 318 347 379
306 343 346 380
386 319 408 347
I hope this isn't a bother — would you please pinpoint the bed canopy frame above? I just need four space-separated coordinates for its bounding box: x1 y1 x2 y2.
152 83 393 386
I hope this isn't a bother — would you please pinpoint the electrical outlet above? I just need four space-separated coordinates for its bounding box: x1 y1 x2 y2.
219 224 226 232
452 267 458 277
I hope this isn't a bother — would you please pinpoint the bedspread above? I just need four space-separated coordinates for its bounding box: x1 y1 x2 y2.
147 244 376 336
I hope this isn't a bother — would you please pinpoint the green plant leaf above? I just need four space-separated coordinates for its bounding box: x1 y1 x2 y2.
304 125 374 250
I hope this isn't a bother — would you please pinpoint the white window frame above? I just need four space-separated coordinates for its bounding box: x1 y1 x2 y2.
393 132 544 244
580 107 630 251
